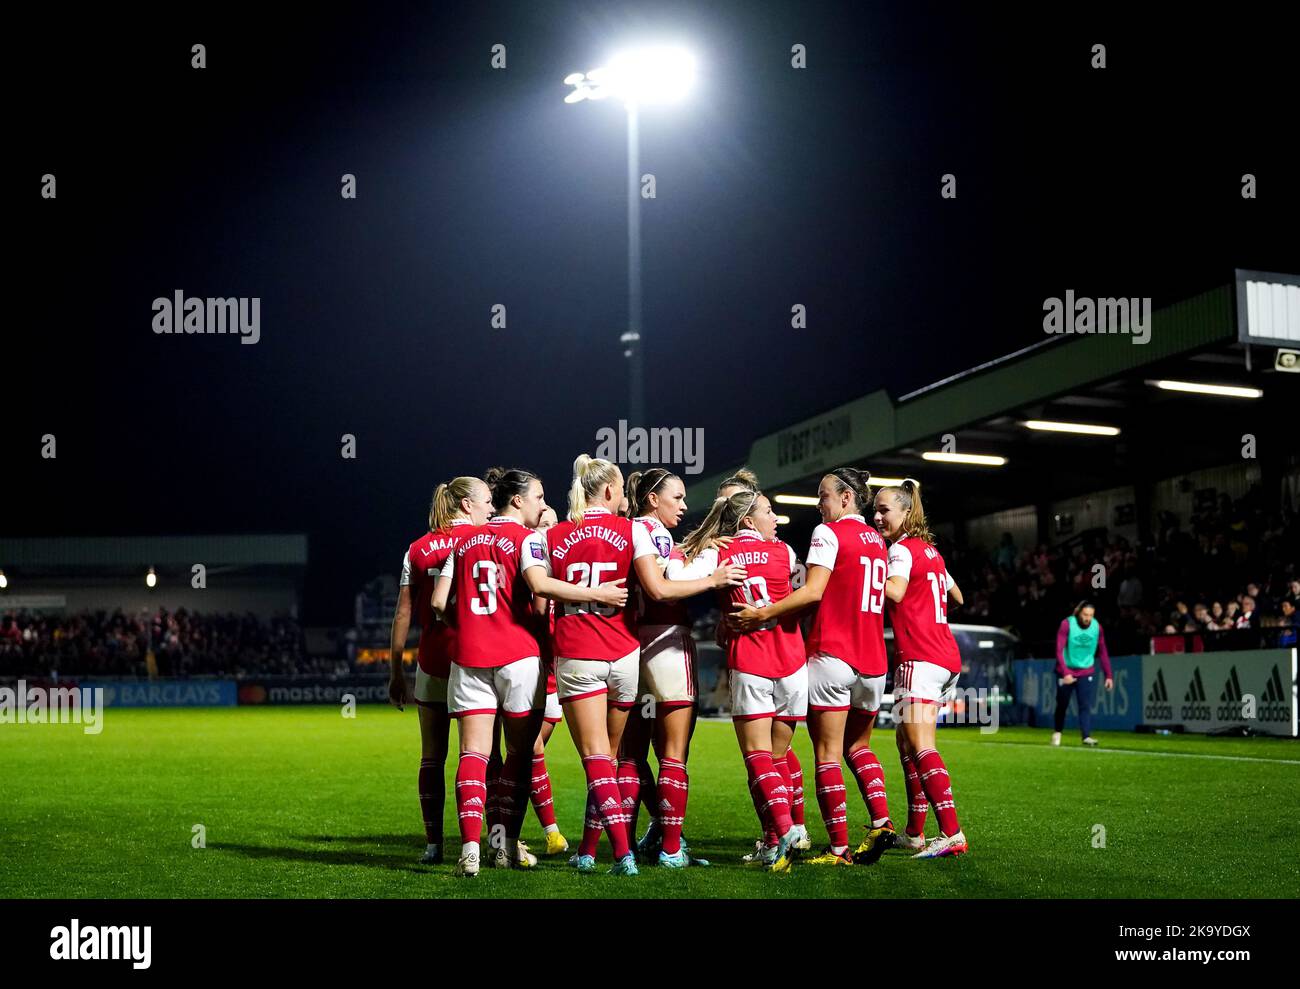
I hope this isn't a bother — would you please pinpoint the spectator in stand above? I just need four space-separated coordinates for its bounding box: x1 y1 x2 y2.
1279 600 1297 648
1222 601 1240 629
1051 600 1113 748
994 532 1017 572
1234 596 1257 629
1117 562 1143 610
1286 580 1300 610
1245 582 1271 615
1187 603 1216 638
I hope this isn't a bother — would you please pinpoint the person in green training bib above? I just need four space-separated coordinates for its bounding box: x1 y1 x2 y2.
1052 600 1113 746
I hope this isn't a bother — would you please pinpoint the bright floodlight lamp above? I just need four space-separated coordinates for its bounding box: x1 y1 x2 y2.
564 46 696 107
146 567 157 589
0 570 7 590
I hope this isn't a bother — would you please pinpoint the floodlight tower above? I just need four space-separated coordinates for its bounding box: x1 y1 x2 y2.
564 46 696 429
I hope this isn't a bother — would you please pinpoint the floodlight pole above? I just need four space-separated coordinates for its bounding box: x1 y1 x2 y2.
624 103 644 429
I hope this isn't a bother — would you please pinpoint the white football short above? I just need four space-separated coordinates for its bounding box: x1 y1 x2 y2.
807 653 886 713
556 649 640 708
447 656 542 718
892 659 960 706
639 624 697 706
413 667 448 707
730 666 808 722
544 686 563 724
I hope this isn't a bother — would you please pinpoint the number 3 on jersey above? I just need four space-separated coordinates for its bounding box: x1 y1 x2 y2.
926 571 950 624
470 560 499 615
860 556 886 614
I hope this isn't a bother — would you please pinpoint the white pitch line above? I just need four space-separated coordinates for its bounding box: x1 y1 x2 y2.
940 738 1300 766
695 717 1300 765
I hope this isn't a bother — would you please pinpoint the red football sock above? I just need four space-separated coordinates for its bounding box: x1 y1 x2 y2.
785 749 805 826
529 754 557 830
656 757 689 855
616 758 643 842
454 751 489 846
485 751 503 842
418 756 444 844
847 746 892 828
914 748 960 837
498 751 528 843
774 751 796 828
638 760 658 830
583 754 630 860
901 751 928 837
814 761 849 850
746 760 779 845
744 750 793 839
578 789 603 858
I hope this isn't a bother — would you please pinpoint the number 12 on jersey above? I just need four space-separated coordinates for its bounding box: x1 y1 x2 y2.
926 571 950 624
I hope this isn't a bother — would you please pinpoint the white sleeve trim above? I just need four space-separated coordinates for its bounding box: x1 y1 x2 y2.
520 531 551 574
668 547 717 580
805 524 839 571
631 521 657 560
399 552 412 587
887 541 912 582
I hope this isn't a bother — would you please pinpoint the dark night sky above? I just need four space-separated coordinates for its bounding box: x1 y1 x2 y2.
12 2 1297 621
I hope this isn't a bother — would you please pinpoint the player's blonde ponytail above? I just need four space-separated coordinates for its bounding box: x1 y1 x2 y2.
568 454 620 523
679 489 761 562
429 476 483 531
717 467 759 497
879 477 935 545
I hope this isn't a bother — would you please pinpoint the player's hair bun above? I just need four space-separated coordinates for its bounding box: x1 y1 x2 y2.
829 466 872 509
731 467 759 489
483 466 507 488
573 453 594 480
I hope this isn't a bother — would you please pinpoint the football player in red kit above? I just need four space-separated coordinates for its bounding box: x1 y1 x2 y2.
541 455 744 874
716 470 812 859
680 489 806 872
873 479 969 858
734 468 893 866
432 467 628 877
387 476 493 864
529 506 568 856
617 468 711 866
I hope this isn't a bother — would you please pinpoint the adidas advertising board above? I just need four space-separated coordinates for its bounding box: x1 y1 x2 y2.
1141 649 1297 736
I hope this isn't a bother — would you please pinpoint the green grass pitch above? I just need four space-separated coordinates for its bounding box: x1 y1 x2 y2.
2 706 1298 899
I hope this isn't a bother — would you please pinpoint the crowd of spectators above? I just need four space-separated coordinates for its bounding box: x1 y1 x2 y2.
0 609 316 679
947 487 1299 655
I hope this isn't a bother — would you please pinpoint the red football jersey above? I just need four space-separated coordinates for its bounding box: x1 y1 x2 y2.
545 508 656 661
803 515 889 676
634 516 691 628
886 536 961 673
402 519 474 676
713 531 804 678
442 516 541 669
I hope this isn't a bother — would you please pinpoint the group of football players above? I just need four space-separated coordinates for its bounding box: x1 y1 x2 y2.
388 456 968 877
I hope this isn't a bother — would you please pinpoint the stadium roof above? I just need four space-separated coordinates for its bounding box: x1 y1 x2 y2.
688 271 1299 523
0 535 308 573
